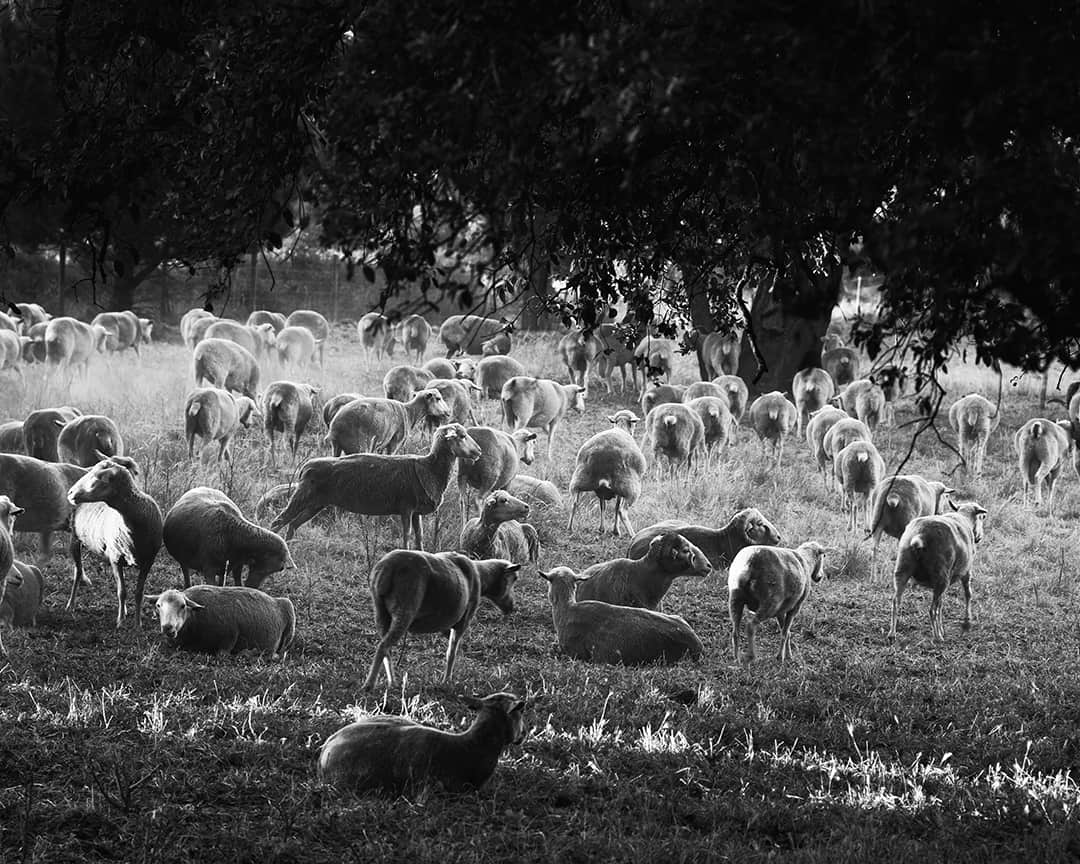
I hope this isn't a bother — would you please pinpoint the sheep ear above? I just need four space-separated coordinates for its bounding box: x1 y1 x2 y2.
948 499 959 512
973 505 988 516
10 504 25 516
524 431 538 441
574 574 590 583
54 418 66 428
144 593 160 603
185 598 205 609
606 415 618 423
537 570 552 581
504 563 522 574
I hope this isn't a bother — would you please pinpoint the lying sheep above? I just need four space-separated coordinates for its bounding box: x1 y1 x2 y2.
163 487 296 589
868 475 953 580
181 308 216 348
262 381 320 464
728 541 828 663
506 474 562 511
357 312 392 363
568 410 646 536
362 549 521 689
594 324 637 393
948 393 1001 478
633 336 675 389
793 368 836 437
270 423 482 546
626 508 783 571
147 585 295 656
57 414 124 467
383 364 435 402
184 387 259 463
1 560 45 630
748 391 798 467
321 392 361 427
457 427 537 522
713 374 749 425
477 354 527 400
66 459 163 629
0 420 25 454
0 496 24 654
806 406 848 483
558 329 602 393
23 406 81 461
575 532 712 611
439 314 507 356
833 379 887 433
247 310 287 333
1014 418 1073 513
204 319 277 361
822 346 860 387
285 309 330 366
328 390 451 456
541 567 703 665
644 402 705 475
685 396 734 455
317 692 528 794
821 416 872 488
275 325 320 368
641 383 688 418
396 314 432 363
889 501 987 642
833 440 886 531
700 331 742 378
427 378 478 427
44 317 97 379
459 491 538 566
501 376 585 459
193 338 260 399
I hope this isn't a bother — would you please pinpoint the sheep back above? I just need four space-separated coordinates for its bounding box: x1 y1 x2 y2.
23 406 81 461
570 429 645 501
626 508 782 570
57 415 124 467
506 475 562 510
0 421 26 454
166 585 295 655
0 455 84 532
329 398 407 454
193 339 259 397
558 600 703 664
1 561 45 627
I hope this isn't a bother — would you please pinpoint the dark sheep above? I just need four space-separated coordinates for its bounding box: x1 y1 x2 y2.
626 508 782 572
57 414 124 467
459 491 539 566
327 389 451 456
23 406 82 461
147 585 295 656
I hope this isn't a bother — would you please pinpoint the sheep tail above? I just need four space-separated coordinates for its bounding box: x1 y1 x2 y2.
885 493 901 508
524 524 540 564
1031 421 1043 439
857 451 869 462
597 479 611 490
188 402 202 418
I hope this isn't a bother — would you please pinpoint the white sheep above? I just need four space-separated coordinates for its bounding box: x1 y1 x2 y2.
643 402 705 476
833 440 886 531
327 390 451 456
747 391 797 467
593 324 636 393
23 405 81 461
456 427 537 522
633 335 675 390
247 310 287 333
821 416 872 489
475 354 526 400
834 378 887 433
439 314 507 357
1 560 45 632
204 319 277 362
396 314 433 363
180 308 215 348
275 325 321 369
889 501 987 642
685 395 734 455
1014 418 1073 513
427 377 479 427
0 495 26 655
321 392 361 427
567 410 646 536
948 393 1001 478
821 346 860 387
501 376 586 459
806 406 848 485
146 586 295 656
262 381 320 464
459 491 538 566
43 317 97 381
285 309 330 366
728 541 828 664
700 331 741 378
792 368 836 437
383 364 435 402
682 381 726 401
713 374 749 425
558 329 602 393
0 330 30 379
193 338 260 399
868 474 953 581
184 387 259 463
480 333 511 355
357 312 392 363
640 383 688 418
506 474 562 511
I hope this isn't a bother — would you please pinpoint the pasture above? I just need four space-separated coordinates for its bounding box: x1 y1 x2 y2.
1 327 1079 863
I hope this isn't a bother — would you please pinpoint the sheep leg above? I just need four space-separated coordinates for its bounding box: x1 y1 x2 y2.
596 497 606 534
66 540 85 611
111 561 127 629
412 513 424 551
870 531 882 581
363 627 403 691
131 565 150 630
443 622 469 682
928 590 945 642
778 610 797 662
888 572 910 641
960 573 973 631
743 613 759 664
180 566 192 589
36 531 54 566
729 598 743 661
567 492 583 531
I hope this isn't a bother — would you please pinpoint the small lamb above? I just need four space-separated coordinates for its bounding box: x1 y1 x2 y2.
501 376 586 459
868 475 953 581
0 496 25 655
1014 418 1073 513
567 411 646 536
728 541 828 664
147 586 295 656
1 560 45 631
792 368 836 437
833 440 886 532
459 491 538 568
748 391 798 467
948 393 1001 478
625 508 783 572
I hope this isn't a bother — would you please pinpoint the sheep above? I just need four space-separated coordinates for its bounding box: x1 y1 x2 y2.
0 421 25 454
625 508 783 571
1 560 45 631
476 354 526 399
640 383 688 417
184 387 259 463
868 475 954 580
948 393 1002 478
321 392 361 427
327 389 451 456
1014 418 1073 513
187 315 220 348
748 391 798 467
713 374 749 425
383 364 434 402
421 357 457 380
685 396 734 455
501 376 586 459
439 314 507 356
0 496 25 654
66 459 163 628
459 490 538 567
316 692 528 794
643 402 705 476
821 417 872 488
204 319 277 361
574 532 712 611
506 474 562 511
90 324 115 355
21 322 48 363
822 346 861 387
633 335 676 389
481 333 512 355
792 368 836 437
833 378 887 433
0 330 30 378
728 541 828 664
362 549 521 689
163 487 296 588
270 423 482 546
89 311 152 356
874 365 908 425
57 415 124 467
682 380 726 401
275 325 320 369
285 309 331 366
247 310 288 333
568 410 646 536
700 331 742 377
146 585 295 656
0 311 15 332
181 308 216 348
8 302 50 334
833 440 886 532
23 406 81 462
43 317 97 379
262 381 320 464
193 338 260 399
889 501 987 642
821 331 844 354
593 323 636 393
558 329 602 392
357 312 392 363
806 406 848 483
457 427 537 522
427 378 479 427
396 314 433 363
540 567 704 665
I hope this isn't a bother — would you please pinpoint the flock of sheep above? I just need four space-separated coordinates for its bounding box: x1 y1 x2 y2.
0 299 1077 796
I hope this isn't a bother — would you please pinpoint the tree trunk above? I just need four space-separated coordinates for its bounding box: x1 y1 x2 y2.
682 264 714 380
109 261 161 311
520 258 553 330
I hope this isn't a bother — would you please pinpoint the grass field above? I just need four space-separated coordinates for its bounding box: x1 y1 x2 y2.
1 328 1080 863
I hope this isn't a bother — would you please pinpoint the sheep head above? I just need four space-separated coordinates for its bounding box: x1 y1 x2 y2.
146 589 204 640
797 541 829 582
438 424 482 463
733 508 782 547
608 410 640 433
461 692 530 744
473 558 521 616
0 495 25 531
949 500 988 542
512 430 538 465
416 389 452 423
649 532 712 578
67 462 134 505
482 491 530 525
538 567 587 604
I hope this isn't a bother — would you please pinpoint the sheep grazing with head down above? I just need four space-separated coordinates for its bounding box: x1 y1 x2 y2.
321 392 361 427
285 309 330 366
593 324 636 393
456 427 537 522
728 541 828 664
748 391 797 468
383 364 434 403
948 393 1001 478
713 375 749 428
833 379 887 434
821 416 871 488
1014 418 1073 513
506 474 562 511
700 331 742 378
833 440 886 532
640 383 688 418
644 402 706 476
147 585 295 656
558 329 602 393
395 314 432 363
328 390 451 456
501 376 585 459
184 387 259 463
317 692 529 795
633 336 676 390
459 491 538 566
262 381 320 464
792 368 836 437
57 414 124 467
357 312 392 364
1 560 45 632
822 347 860 387
363 549 521 690
193 338 260 399
0 496 26 655
626 508 783 572
868 475 953 581
24 406 81 462
440 314 507 357
204 319 277 362
685 396 734 455
247 310 287 333
475 354 526 400
180 308 215 348
806 406 847 484
568 410 646 536
275 326 320 369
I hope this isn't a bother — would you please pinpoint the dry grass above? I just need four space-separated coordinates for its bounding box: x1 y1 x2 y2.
1 330 1080 862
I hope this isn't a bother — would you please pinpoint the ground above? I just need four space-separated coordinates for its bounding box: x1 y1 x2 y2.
1 329 1079 863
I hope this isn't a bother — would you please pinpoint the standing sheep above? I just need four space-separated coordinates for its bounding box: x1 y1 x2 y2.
357 312 392 363
439 314 507 357
713 375 749 426
868 475 953 580
184 387 259 463
834 379 887 433
181 309 216 348
821 417 872 488
0 496 25 655
397 314 433 363
204 319 277 362
626 508 783 571
427 378 479 427
476 354 526 400
633 336 676 390
44 317 97 381
275 326 320 369
57 415 124 467
822 347 861 387
23 406 81 461
383 364 435 402
700 331 742 378
262 381 320 464
833 440 886 531
285 310 331 366
459 491 538 566
247 310 288 333
322 392 361 427
328 390 451 456
1014 418 1073 513
193 338 260 399
456 427 537 522
643 402 705 476
147 586 295 656
594 324 637 393
0 330 30 379
641 383 688 418
793 368 836 437
1 560 45 631
806 406 848 483
481 333 512 355
683 381 726 401
501 377 586 460
748 391 798 468
874 365 908 426
685 396 734 456
567 411 646 536
948 393 1002 478
422 357 457 380
558 329 602 393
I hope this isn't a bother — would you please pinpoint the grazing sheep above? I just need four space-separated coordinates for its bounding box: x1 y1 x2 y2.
275 325 320 368
476 354 526 399
427 378 479 427
357 312 392 363
285 310 330 366
204 319 277 361
834 379 887 433
728 541 828 663
868 475 953 580
633 336 676 389
90 311 152 356
247 310 288 333
8 302 50 334
322 392 361 427
700 331 742 377
90 324 115 355
0 496 25 654
147 586 295 656
822 347 861 387
540 567 704 665
821 332 844 354
439 314 507 356
644 402 705 475
575 532 712 611
163 487 296 588
0 420 26 454
193 338 260 398
327 390 451 456
626 508 783 571
23 406 82 462
594 324 637 393
262 381 319 464
685 396 734 455
833 440 886 531
181 309 216 348
397 314 433 363
21 322 48 363
317 692 528 794
459 491 538 565
793 368 836 437
363 550 521 689
271 423 482 546
66 459 163 628
481 333 512 355
874 365 908 425
1014 418 1073 513
683 380 726 402
501 376 586 459
889 501 987 642
457 427 537 521
1 560 45 630
184 387 259 463
948 394 1002 478
383 364 435 402
748 391 798 467
713 375 749 425
806 406 848 483
44 317 97 379
57 415 124 467
568 411 646 535
506 474 562 511
0 330 30 378
558 330 602 393
421 357 456 380
641 383 688 418
821 417 872 488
